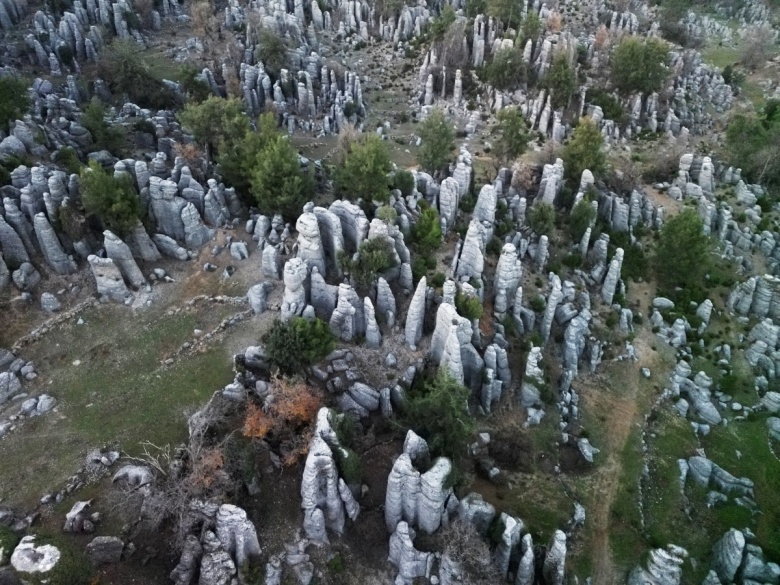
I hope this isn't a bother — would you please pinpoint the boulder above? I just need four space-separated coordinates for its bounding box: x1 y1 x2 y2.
85 536 123 565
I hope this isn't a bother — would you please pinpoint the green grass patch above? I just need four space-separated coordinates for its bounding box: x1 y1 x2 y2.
701 415 780 561
609 426 646 571
701 44 740 69
0 303 237 508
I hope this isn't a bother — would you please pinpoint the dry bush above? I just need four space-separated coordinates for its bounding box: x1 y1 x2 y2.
546 12 562 33
331 123 360 166
538 139 562 166
438 521 503 585
511 161 538 192
173 142 207 182
134 0 154 28
595 24 611 50
641 139 685 183
606 154 642 194
243 379 323 466
740 25 775 71
109 439 239 551
438 20 470 69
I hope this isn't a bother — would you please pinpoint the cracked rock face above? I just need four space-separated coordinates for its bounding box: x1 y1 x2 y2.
542 530 567 585
628 545 688 585
404 276 427 349
11 536 60 574
215 504 261 569
712 529 745 583
88 255 130 302
388 521 433 583
281 258 308 322
104 230 145 288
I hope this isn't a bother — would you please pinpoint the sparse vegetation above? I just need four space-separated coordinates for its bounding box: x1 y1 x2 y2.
261 318 336 375
79 161 142 236
0 77 30 133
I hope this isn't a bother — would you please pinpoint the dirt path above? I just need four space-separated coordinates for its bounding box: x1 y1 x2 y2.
584 373 640 584
581 279 670 583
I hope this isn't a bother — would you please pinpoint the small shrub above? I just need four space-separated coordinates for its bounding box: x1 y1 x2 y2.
334 446 362 484
81 99 126 155
527 202 555 235
340 238 397 293
430 271 446 288
401 370 473 462
456 291 483 320
393 169 415 196
327 553 345 573
563 251 582 268
261 317 335 374
605 312 618 328
80 161 141 235
0 76 29 132
530 295 546 312
53 147 82 175
486 236 502 257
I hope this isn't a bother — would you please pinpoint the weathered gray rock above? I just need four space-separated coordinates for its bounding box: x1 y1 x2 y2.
87 256 130 301
199 531 236 585
494 513 523 579
181 203 214 248
296 211 326 274
170 535 202 585
417 457 452 534
281 258 308 322
0 215 29 267
10 536 60 574
601 248 624 305
542 274 563 344
329 283 364 342
627 545 688 585
388 522 433 583
542 530 566 585
405 276 427 349
12 262 40 291
330 200 369 252
516 533 534 585
262 244 281 279
247 282 273 314
85 536 123 566
711 529 745 583
0 372 21 405
34 213 76 274
364 297 381 348
215 504 261 568
104 231 145 288
458 492 495 535
376 277 396 326
152 234 188 260
127 221 161 262
301 410 350 541
149 177 186 241
40 292 61 312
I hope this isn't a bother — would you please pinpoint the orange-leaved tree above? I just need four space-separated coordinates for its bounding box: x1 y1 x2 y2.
243 379 323 465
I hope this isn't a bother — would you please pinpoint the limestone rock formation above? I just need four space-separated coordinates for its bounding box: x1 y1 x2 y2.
88 256 130 302
281 258 308 322
405 276 427 349
104 230 145 288
542 530 567 585
34 213 76 274
388 522 433 584
215 504 261 568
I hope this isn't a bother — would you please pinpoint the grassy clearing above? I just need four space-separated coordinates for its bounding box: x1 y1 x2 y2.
701 414 780 560
0 302 239 508
608 425 646 572
701 43 741 69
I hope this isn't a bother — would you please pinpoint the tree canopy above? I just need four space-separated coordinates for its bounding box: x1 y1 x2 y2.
725 101 780 191
527 202 555 235
249 133 314 221
0 77 29 133
178 96 251 160
332 134 393 203
401 370 473 463
545 54 577 109
610 37 670 95
493 106 531 168
80 161 142 236
418 109 455 175
562 117 606 184
655 209 711 296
